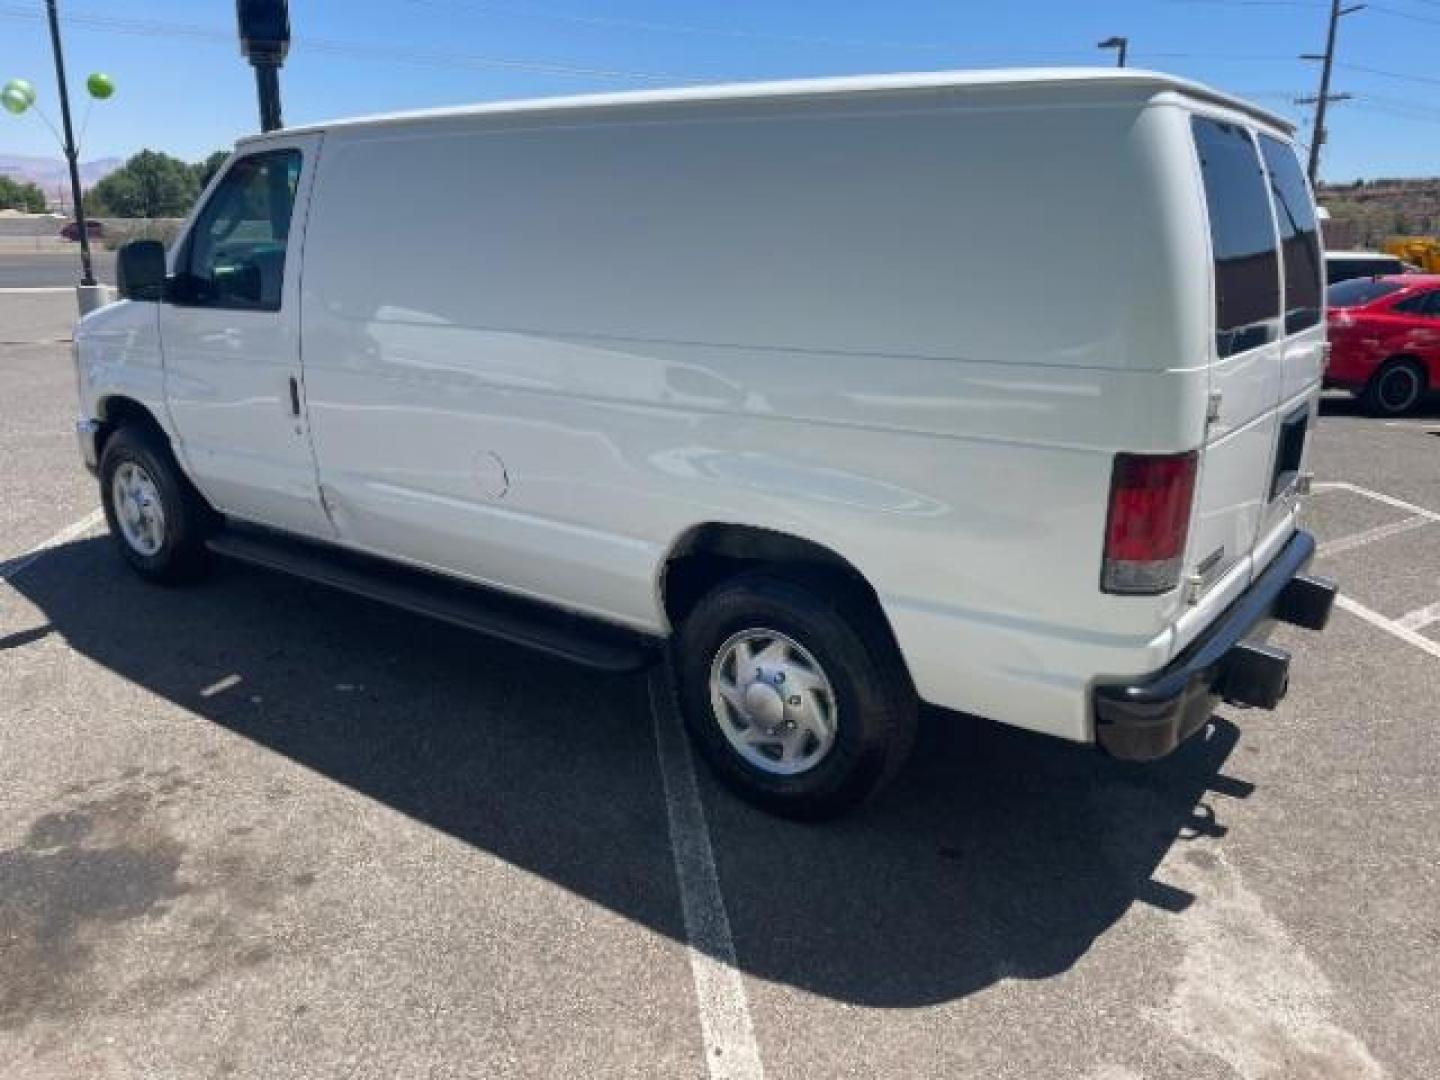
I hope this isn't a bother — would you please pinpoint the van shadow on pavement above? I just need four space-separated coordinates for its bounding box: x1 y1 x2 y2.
11 536 1248 1009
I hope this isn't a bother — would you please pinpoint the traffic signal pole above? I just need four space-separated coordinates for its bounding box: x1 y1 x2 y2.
254 63 282 132
236 1 290 134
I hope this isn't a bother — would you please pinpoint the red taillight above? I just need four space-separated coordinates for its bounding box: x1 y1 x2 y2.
1328 308 1355 329
1101 451 1198 595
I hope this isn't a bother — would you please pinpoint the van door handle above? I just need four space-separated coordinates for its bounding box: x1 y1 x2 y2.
288 376 301 416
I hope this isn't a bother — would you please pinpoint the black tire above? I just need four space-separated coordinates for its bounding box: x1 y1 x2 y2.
99 424 215 584
674 569 917 820
1360 358 1427 417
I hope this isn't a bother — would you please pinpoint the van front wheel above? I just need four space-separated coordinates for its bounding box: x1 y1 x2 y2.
675 571 916 820
99 425 214 584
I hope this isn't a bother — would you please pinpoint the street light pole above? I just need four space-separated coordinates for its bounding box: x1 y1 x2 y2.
1098 37 1129 68
44 0 95 287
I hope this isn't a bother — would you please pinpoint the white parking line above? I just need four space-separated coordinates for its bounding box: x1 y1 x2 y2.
1317 514 1433 558
1315 481 1440 524
1396 600 1440 634
1335 594 1440 661
648 666 764 1080
0 509 104 584
1311 482 1440 658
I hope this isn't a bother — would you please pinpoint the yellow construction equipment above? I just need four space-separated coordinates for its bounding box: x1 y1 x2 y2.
1384 236 1440 273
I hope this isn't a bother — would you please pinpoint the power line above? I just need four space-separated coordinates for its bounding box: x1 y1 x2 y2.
0 6 688 83
1368 2 1440 22
402 0 966 52
1356 90 1440 109
1163 1 1328 8
1350 102 1440 124
5 3 1436 111
1337 61 1440 87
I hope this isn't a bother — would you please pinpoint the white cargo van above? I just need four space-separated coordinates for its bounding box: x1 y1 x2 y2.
79 70 1336 818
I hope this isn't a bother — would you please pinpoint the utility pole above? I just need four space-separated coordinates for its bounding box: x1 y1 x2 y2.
44 0 95 286
1299 0 1364 186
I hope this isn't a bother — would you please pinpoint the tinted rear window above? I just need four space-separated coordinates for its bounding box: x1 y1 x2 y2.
1192 118 1280 357
1326 278 1405 308
1259 136 1322 334
1326 257 1404 284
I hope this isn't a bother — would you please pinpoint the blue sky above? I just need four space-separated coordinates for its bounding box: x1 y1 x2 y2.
2 0 1436 181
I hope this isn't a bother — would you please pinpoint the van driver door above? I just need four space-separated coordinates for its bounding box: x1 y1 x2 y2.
159 134 332 539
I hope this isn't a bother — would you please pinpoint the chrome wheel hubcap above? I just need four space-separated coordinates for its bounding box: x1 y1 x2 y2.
709 628 838 776
111 461 166 557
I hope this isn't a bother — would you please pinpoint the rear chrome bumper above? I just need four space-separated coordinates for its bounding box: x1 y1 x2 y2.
1093 530 1336 761
76 418 101 474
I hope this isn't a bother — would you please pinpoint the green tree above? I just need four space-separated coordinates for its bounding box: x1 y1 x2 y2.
0 175 47 213
87 149 199 218
192 150 231 191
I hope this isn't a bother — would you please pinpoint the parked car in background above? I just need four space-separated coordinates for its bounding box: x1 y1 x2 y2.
1326 275 1440 415
60 218 104 241
1325 250 1415 284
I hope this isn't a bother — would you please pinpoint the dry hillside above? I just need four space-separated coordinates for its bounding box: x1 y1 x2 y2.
1318 178 1440 249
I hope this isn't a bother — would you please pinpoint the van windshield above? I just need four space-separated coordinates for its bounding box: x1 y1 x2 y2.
1192 117 1281 358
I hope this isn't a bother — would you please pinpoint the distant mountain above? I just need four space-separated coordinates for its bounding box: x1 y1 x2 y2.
0 153 123 193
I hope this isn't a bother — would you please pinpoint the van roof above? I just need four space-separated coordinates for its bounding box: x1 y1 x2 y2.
240 68 1292 146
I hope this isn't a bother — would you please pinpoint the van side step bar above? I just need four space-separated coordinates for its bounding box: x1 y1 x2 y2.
206 526 658 673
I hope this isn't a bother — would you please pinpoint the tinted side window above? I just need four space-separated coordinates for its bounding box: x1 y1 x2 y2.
1259 136 1322 334
1329 257 1403 283
182 150 301 311
1393 290 1440 317
1327 278 1405 307
1326 260 1384 285
1192 118 1280 357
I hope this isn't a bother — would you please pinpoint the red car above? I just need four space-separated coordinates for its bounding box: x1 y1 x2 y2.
1326 274 1440 415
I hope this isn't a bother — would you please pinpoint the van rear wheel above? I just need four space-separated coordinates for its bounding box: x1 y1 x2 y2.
674 570 916 820
1360 358 1427 417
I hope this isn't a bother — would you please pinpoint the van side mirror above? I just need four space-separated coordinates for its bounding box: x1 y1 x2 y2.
116 240 167 302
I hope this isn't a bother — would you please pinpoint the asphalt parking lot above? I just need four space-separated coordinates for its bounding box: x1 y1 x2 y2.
2 289 1438 1079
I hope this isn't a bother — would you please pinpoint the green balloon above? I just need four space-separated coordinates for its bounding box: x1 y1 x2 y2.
1 78 35 115
86 72 115 100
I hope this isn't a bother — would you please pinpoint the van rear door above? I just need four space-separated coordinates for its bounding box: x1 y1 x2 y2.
1254 133 1325 551
1184 116 1287 599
